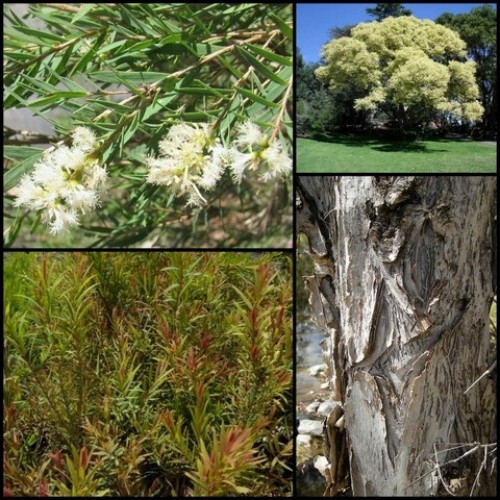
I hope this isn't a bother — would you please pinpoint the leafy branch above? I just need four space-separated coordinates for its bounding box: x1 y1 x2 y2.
3 3 293 248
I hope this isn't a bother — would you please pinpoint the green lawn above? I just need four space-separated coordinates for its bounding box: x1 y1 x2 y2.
297 133 497 173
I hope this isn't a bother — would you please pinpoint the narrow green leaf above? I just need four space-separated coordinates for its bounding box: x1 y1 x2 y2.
70 32 109 76
86 99 131 112
214 56 244 79
268 13 293 39
3 25 62 45
29 92 87 108
3 211 26 248
236 47 287 85
20 75 60 94
119 111 142 154
246 43 292 66
176 84 229 98
71 3 94 24
96 39 129 55
195 42 225 56
235 87 278 107
143 94 178 121
56 75 91 94
4 146 44 161
90 71 171 85
4 151 44 192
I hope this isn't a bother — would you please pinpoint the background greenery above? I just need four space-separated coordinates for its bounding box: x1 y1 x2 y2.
3 3 293 248
3 252 293 496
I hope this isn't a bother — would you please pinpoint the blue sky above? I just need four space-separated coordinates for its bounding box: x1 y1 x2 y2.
297 3 497 63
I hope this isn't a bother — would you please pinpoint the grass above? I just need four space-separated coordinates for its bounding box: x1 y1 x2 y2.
297 133 497 173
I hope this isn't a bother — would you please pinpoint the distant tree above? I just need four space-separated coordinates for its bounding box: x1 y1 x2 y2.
436 5 497 132
297 50 337 135
328 24 355 40
366 3 412 21
297 49 321 101
315 16 484 133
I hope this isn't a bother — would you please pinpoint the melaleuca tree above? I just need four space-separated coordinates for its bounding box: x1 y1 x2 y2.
298 176 497 497
3 3 292 248
323 24 371 130
315 16 484 133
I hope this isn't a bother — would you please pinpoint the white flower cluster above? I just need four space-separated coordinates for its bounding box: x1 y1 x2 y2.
231 120 293 183
145 120 292 206
145 122 225 206
13 127 107 235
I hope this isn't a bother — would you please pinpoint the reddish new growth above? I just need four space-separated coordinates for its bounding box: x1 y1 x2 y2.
50 449 64 470
162 409 175 432
250 344 259 362
80 446 90 470
161 322 170 342
187 346 198 372
200 333 212 351
38 480 48 497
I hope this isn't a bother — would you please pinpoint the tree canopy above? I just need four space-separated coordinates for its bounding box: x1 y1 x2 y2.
315 16 484 132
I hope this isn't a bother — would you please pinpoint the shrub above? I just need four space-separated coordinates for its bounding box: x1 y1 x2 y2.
3 252 293 496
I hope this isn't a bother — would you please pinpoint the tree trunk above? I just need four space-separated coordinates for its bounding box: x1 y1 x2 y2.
297 176 497 496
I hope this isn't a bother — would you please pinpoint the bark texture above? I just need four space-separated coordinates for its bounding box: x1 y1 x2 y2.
297 176 496 496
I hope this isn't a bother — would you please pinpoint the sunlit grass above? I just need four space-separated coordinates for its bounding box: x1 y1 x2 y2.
297 134 497 173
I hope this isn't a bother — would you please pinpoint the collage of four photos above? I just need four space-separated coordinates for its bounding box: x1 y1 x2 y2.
3 2 497 497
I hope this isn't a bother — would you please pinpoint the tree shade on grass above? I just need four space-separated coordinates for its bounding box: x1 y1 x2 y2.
297 135 496 173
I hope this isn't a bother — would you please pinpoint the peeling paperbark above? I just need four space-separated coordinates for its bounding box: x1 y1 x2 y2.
297 176 497 497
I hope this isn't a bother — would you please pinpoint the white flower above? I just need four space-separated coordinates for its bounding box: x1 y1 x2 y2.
261 140 293 180
146 122 224 205
44 205 80 235
227 147 255 184
146 120 290 206
235 120 266 148
13 127 106 234
72 126 97 152
199 143 231 189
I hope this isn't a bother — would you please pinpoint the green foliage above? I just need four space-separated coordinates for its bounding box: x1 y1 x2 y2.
296 50 338 135
3 252 292 496
436 5 497 132
316 16 485 132
3 3 293 248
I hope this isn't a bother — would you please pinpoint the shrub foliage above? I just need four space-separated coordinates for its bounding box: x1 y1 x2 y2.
3 252 293 496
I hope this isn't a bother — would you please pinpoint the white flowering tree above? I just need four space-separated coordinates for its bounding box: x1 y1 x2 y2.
4 3 292 247
315 16 484 132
